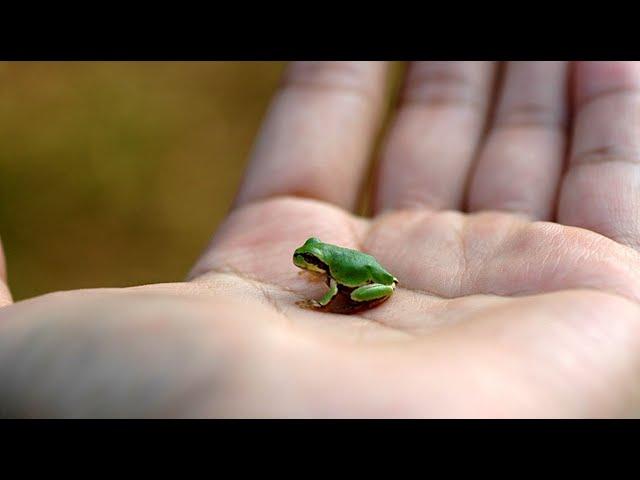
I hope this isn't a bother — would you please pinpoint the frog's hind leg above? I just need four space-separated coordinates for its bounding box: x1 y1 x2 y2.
350 283 394 302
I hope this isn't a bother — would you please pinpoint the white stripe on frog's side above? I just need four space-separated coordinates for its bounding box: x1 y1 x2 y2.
303 262 326 274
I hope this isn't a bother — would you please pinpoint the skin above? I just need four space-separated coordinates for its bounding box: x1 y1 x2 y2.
292 237 398 311
2 61 640 417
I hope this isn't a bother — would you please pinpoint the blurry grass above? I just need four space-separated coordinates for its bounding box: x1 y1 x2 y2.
0 62 284 300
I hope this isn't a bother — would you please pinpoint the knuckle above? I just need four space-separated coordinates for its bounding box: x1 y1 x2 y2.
571 146 640 167
281 61 382 104
401 62 489 112
494 102 566 130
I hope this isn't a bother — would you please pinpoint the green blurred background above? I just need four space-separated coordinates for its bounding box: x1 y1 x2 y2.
0 62 286 300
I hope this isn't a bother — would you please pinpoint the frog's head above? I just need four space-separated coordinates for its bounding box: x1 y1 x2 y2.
293 237 329 273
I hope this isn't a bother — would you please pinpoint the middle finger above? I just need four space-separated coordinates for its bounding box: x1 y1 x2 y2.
373 61 496 213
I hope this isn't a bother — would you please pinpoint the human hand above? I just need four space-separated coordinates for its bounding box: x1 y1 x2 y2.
2 61 640 417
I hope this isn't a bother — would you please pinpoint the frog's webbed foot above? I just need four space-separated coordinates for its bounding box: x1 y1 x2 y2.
296 291 390 314
296 298 324 310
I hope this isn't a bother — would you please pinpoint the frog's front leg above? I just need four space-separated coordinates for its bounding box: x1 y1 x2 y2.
318 278 338 306
350 283 395 302
297 278 338 309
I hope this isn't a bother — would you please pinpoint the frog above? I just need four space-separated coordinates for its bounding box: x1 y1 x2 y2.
292 237 398 314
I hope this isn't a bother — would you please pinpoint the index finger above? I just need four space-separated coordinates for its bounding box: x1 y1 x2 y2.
0 236 12 307
233 62 389 211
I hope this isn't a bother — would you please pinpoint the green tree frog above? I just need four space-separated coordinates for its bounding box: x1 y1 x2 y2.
293 237 398 313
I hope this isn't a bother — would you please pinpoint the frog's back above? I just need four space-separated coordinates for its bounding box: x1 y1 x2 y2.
326 244 395 287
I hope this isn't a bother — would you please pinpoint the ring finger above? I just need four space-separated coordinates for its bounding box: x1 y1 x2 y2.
373 61 496 213
467 61 569 220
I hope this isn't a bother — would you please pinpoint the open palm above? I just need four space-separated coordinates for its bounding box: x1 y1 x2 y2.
2 61 640 417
